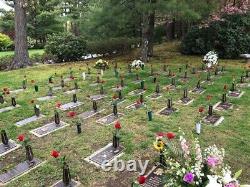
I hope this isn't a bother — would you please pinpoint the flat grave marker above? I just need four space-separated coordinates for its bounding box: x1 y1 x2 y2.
37 96 56 101
15 115 45 127
0 105 20 113
96 113 124 125
0 139 21 157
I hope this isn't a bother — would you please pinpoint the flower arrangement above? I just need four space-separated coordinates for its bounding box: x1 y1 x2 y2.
94 59 109 70
150 129 248 187
203 51 218 68
131 60 145 69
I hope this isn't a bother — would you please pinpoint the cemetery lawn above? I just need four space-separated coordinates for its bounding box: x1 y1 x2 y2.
0 42 249 186
0 49 44 58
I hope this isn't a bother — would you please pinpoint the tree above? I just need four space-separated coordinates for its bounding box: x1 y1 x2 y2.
10 0 30 69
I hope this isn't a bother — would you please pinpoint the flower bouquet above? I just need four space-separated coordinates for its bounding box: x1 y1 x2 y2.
131 60 145 70
148 129 248 187
203 51 218 69
94 59 109 70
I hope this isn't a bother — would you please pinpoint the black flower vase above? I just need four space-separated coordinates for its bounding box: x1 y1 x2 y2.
0 95 4 104
208 105 213 116
96 76 100 83
113 104 118 116
167 98 172 109
72 94 77 103
128 64 131 73
153 77 157 83
179 67 182 73
184 71 187 79
140 81 144 90
49 77 53 84
222 93 227 103
197 80 201 89
74 82 78 90
61 79 65 88
168 70 171 77
183 89 188 99
192 68 196 74
150 67 153 76
246 70 249 78
76 122 81 134
34 85 39 92
207 72 211 81
93 100 98 112
155 84 160 94
34 106 40 117
22 80 27 89
231 83 236 92
55 111 60 126
100 85 104 95
62 162 71 186
215 67 218 75
118 90 123 100
148 111 153 121
25 145 34 166
11 97 17 107
163 65 167 72
140 94 144 104
1 130 9 149
159 150 165 166
112 134 120 149
240 76 245 83
120 79 124 87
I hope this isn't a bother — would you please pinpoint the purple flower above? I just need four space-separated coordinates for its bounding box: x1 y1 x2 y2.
207 156 220 167
183 172 194 184
224 182 239 187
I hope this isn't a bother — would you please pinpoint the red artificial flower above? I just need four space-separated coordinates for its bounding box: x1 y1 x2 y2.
67 111 77 118
70 76 75 80
51 150 60 158
30 100 35 104
113 95 118 99
56 102 62 108
114 121 121 129
6 91 10 95
166 132 175 140
31 80 35 84
138 176 146 184
223 84 228 90
17 134 25 142
136 100 141 105
3 88 8 92
116 85 120 88
206 95 212 101
198 107 204 113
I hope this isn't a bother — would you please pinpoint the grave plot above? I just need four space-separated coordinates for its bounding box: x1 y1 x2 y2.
0 130 21 157
0 98 20 113
15 115 45 127
96 113 124 125
131 73 142 84
30 121 70 137
0 158 45 185
179 71 190 83
201 72 214 85
51 180 81 187
157 99 179 116
238 76 250 88
178 89 194 105
79 100 105 120
214 93 233 111
59 94 83 111
203 105 224 126
85 143 124 168
191 80 206 94
37 96 56 101
64 89 80 95
89 94 107 101
52 86 62 91
137 165 165 187
128 80 146 96
165 69 176 78
125 95 144 111
146 84 162 100
228 83 245 98
163 78 177 91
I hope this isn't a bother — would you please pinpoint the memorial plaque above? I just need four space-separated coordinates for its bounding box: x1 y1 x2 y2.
131 80 141 84
85 143 124 167
203 115 224 126
78 109 105 120
141 166 164 187
30 121 70 137
64 89 79 95
89 83 99 87
179 97 194 105
15 115 45 127
146 93 162 100
96 113 124 125
60 102 83 111
0 158 43 184
214 102 233 111
37 96 56 101
158 107 178 116
0 140 21 157
89 95 107 101
53 87 62 91
128 89 146 96
228 91 244 98
125 103 143 110
10 89 24 94
191 87 205 94
0 105 21 113
52 180 81 187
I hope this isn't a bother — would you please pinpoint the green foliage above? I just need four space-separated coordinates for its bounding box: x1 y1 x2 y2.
154 25 166 44
0 33 13 51
0 10 14 39
87 37 140 55
0 55 12 70
181 13 250 58
45 33 87 62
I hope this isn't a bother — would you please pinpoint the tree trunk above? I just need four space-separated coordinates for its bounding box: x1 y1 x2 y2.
141 12 149 63
10 0 30 69
148 11 155 57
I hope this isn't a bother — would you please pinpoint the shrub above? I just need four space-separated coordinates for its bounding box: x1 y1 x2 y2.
87 37 140 56
45 33 87 62
181 13 250 58
0 33 13 51
0 55 13 70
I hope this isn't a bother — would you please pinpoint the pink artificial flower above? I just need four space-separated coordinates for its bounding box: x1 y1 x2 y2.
207 156 220 167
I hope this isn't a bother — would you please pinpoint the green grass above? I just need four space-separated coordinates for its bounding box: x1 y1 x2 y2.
0 49 44 58
0 42 249 186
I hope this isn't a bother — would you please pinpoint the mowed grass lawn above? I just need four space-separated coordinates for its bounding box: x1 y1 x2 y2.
0 43 249 186
0 49 44 58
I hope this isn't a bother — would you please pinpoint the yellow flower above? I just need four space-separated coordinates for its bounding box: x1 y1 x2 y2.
154 139 164 151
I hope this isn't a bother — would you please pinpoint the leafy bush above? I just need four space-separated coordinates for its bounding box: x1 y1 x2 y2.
0 55 13 70
0 33 13 51
87 37 140 55
45 33 87 62
181 13 250 58
154 25 166 44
